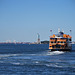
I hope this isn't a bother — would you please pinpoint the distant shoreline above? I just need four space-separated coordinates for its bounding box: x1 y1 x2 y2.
0 42 49 44
0 41 49 44
0 42 75 45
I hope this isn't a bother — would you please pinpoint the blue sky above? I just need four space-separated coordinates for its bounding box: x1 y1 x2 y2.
0 0 75 42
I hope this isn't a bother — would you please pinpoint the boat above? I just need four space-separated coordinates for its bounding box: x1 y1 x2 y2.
49 29 72 51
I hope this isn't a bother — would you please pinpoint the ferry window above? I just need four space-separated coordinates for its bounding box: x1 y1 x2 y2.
61 38 67 40
63 42 64 43
58 41 60 43
54 41 56 43
64 42 66 43
50 38 56 40
66 39 68 41
50 38 53 40
61 41 63 43
52 46 55 48
58 36 60 37
69 39 71 41
51 41 53 43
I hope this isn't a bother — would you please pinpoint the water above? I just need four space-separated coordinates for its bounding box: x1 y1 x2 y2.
0 44 75 75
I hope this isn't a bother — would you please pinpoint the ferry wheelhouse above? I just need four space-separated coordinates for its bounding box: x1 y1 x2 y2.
49 30 72 51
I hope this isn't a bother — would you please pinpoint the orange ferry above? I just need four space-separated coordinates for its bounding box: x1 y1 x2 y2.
49 30 72 51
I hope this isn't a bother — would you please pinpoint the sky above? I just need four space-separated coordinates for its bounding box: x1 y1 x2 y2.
0 0 75 42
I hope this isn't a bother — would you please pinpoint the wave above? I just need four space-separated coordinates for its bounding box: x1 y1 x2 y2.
47 51 65 55
45 64 63 68
0 54 22 58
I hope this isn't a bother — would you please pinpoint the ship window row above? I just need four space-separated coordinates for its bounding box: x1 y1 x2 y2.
57 38 67 40
52 45 65 48
50 38 57 40
50 41 66 43
57 41 66 43
51 41 56 43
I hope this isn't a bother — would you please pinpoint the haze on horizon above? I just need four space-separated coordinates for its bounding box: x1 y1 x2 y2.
0 0 75 42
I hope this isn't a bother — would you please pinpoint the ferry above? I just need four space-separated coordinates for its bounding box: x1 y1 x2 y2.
49 29 72 51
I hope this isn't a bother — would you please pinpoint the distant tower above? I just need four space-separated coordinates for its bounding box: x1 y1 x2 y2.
37 33 41 44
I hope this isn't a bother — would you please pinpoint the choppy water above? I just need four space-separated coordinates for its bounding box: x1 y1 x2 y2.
0 44 75 75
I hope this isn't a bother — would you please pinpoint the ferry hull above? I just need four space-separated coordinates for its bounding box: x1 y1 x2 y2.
51 49 71 51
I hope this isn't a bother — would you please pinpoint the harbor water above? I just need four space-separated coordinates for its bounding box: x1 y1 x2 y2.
0 44 75 75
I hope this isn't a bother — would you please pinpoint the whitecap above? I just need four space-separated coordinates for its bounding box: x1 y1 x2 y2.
47 51 65 55
12 62 21 65
0 54 22 58
46 64 63 68
35 61 39 64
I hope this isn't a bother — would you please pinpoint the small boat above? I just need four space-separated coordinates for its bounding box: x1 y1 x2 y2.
49 29 72 51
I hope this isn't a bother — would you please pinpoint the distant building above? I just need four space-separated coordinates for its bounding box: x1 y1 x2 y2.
41 41 49 44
